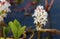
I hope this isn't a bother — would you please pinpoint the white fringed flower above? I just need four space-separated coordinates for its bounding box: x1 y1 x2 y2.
32 5 48 30
0 0 11 22
0 0 11 12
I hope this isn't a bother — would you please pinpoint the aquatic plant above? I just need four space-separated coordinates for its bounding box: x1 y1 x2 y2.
8 19 26 39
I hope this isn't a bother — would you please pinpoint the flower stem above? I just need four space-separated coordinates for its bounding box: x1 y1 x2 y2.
15 37 19 39
38 31 40 39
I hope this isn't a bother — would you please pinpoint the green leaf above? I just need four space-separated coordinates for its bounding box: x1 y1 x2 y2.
13 19 21 29
8 21 17 38
8 20 26 39
18 26 26 37
3 27 10 37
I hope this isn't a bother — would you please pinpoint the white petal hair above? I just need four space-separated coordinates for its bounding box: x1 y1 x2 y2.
0 0 11 12
0 0 11 22
32 5 48 26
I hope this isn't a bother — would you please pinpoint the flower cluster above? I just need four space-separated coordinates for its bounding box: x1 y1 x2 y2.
32 5 48 29
0 0 11 22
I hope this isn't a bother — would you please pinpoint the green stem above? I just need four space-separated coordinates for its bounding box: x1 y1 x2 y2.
15 37 19 39
4 37 6 39
3 28 6 39
38 31 40 39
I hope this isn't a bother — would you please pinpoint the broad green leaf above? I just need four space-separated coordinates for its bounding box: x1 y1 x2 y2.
8 21 17 38
18 26 26 37
8 20 26 39
13 19 21 29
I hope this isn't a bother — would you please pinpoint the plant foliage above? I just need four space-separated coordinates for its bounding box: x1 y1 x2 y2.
3 27 10 39
8 19 26 39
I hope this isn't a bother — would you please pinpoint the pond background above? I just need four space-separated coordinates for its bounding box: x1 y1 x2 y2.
4 0 60 39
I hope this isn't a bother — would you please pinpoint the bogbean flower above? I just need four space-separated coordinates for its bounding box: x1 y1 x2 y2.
32 5 48 30
0 0 11 22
